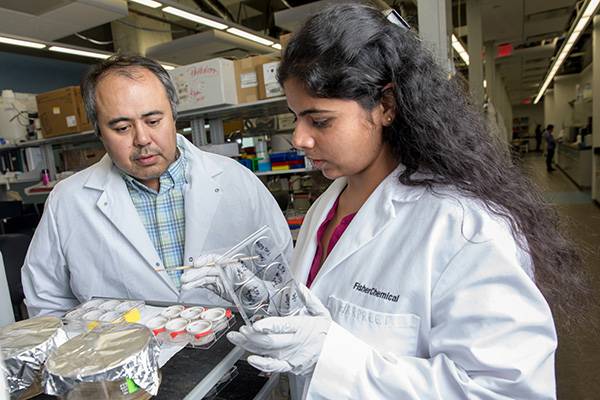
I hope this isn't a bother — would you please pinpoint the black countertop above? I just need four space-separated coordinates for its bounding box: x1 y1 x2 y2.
32 316 261 399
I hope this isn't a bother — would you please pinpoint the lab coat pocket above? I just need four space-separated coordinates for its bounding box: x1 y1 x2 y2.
327 295 420 357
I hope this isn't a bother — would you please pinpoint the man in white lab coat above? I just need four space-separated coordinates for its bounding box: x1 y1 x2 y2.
21 55 291 317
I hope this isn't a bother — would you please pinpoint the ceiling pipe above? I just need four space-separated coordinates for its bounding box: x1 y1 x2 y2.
193 0 235 21
280 0 293 9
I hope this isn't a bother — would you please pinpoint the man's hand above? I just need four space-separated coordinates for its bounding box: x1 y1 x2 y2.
180 254 232 301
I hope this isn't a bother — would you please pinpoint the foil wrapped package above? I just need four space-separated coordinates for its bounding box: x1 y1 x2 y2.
43 324 160 399
0 316 68 399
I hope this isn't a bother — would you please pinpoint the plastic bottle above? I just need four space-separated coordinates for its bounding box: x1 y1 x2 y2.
41 169 50 186
256 136 271 172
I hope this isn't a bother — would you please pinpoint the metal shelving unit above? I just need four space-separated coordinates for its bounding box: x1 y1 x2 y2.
9 131 97 148
178 97 319 180
0 131 99 181
255 167 317 176
178 96 316 176
0 98 299 184
178 97 288 121
178 97 289 147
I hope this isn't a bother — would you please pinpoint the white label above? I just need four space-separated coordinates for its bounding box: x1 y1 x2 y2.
66 115 77 127
265 82 284 97
240 72 257 88
262 62 280 84
52 107 61 115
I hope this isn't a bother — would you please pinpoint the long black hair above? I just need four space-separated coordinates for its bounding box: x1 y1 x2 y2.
278 2 588 327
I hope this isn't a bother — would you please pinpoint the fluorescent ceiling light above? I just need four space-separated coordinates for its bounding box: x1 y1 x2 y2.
573 17 588 32
272 43 282 50
0 36 46 49
583 0 600 16
129 0 162 8
534 0 600 104
49 46 111 59
161 64 175 70
451 34 469 65
226 27 274 46
162 6 228 30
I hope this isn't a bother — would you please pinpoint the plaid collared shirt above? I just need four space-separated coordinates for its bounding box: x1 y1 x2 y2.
121 143 187 289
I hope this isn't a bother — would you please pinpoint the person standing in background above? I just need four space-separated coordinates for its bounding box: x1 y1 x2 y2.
544 124 556 172
535 124 543 152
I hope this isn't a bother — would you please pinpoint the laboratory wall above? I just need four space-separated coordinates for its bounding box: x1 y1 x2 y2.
0 51 90 94
552 74 578 136
493 75 513 142
513 103 545 136
593 16 600 201
545 67 593 138
544 91 556 127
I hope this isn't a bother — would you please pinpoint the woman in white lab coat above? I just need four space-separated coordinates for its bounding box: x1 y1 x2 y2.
227 3 585 399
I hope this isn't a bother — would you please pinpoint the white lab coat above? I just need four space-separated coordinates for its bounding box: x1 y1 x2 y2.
22 135 292 316
291 166 557 399
0 350 7 400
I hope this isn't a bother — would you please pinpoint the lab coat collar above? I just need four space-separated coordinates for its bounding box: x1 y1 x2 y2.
305 164 427 288
83 135 224 190
81 135 225 295
178 136 226 263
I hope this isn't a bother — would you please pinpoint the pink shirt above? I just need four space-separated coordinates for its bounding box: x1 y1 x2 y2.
306 197 357 288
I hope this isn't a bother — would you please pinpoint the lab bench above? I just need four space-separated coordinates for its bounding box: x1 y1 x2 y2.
556 143 592 189
31 309 277 400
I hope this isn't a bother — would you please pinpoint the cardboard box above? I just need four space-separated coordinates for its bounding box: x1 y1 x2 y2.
36 86 92 138
199 143 240 157
170 58 238 112
233 55 279 104
279 33 292 50
258 61 284 99
224 119 243 135
62 147 105 171
277 113 295 131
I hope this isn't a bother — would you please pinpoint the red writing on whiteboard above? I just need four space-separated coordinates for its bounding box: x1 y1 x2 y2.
190 89 206 102
190 66 218 77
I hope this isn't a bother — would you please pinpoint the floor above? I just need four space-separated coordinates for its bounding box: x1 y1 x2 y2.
520 152 600 400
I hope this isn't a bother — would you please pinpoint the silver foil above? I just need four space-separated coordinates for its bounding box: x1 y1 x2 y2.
0 316 68 397
43 323 160 396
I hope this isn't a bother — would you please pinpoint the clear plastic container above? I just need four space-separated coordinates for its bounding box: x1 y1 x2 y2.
186 320 215 346
144 305 235 349
62 299 145 331
213 226 306 325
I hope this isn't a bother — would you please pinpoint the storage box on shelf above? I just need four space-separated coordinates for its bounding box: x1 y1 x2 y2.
61 146 105 171
170 58 238 112
279 33 292 49
36 86 92 138
234 55 280 104
277 113 295 131
177 96 289 148
257 61 283 99
0 131 99 189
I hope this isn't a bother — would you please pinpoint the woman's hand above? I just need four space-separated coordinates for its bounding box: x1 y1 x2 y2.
227 284 331 375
